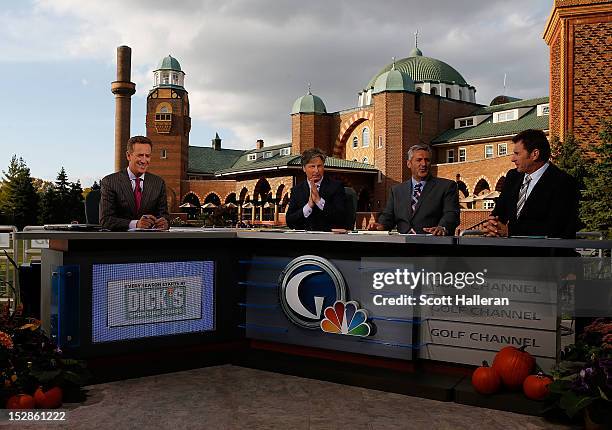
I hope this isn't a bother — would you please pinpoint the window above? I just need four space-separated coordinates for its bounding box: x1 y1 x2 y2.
377 136 383 149
498 143 508 156
155 113 171 121
431 87 437 96
161 149 167 159
495 110 517 122
362 127 370 147
247 154 257 161
537 103 550 116
458 89 463 100
352 136 358 149
362 157 369 164
459 147 467 162
483 200 496 210
485 145 494 159
162 72 169 85
263 151 273 159
459 118 474 128
446 149 455 163
280 147 290 156
172 73 179 85
446 88 451 98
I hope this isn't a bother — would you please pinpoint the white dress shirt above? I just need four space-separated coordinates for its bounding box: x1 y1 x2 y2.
127 168 145 229
523 161 549 200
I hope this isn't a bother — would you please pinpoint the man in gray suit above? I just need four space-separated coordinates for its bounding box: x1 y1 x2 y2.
100 136 169 231
369 144 459 235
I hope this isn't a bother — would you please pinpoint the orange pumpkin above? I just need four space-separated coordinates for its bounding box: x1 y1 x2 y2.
492 345 535 390
523 373 552 400
471 360 501 394
6 394 35 409
34 386 63 409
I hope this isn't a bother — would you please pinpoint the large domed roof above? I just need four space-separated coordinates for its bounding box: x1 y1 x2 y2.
367 49 468 89
291 91 327 114
156 55 182 72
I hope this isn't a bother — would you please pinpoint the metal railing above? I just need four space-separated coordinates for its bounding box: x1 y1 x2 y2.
0 225 18 303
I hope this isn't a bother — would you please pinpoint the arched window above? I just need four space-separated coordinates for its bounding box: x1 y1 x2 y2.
362 127 370 147
446 88 451 98
431 87 437 96
352 136 358 149
458 89 463 100
362 157 369 164
416 87 422 93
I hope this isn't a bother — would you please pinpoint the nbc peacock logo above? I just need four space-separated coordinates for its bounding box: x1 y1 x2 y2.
320 301 371 337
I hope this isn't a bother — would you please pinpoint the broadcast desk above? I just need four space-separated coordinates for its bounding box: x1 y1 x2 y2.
14 230 612 407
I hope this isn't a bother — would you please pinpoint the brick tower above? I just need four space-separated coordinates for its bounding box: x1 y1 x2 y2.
543 0 612 143
290 88 332 156
146 55 191 212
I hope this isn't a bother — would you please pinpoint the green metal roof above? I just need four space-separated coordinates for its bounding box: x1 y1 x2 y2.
216 154 378 175
472 96 549 115
432 97 550 144
188 147 244 174
291 92 327 114
156 55 182 72
372 68 415 94
368 49 469 88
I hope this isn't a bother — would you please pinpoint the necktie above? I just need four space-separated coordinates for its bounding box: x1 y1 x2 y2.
516 174 532 218
412 182 422 212
134 177 142 216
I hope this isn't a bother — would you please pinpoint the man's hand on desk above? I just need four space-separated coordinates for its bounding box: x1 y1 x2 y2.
367 222 385 231
483 216 508 237
136 215 169 230
423 226 447 236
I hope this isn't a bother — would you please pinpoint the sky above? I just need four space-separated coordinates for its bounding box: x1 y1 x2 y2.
0 0 553 187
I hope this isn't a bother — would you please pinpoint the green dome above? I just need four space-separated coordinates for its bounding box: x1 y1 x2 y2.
291 92 327 114
156 55 182 71
372 68 415 94
367 50 468 88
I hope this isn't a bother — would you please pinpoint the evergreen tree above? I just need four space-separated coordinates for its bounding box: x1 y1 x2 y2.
550 134 589 191
580 119 612 237
0 156 39 229
38 186 58 224
68 180 85 223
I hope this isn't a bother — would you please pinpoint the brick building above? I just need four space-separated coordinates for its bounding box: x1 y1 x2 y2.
126 1 610 229
543 0 612 145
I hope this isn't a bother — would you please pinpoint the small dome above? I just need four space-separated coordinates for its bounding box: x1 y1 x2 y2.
291 91 327 114
156 55 182 72
490 95 522 106
372 69 415 94
409 47 423 57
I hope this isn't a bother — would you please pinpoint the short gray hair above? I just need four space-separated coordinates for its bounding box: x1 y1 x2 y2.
407 144 432 161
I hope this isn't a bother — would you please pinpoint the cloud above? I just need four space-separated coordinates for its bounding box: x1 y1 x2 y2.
19 0 551 148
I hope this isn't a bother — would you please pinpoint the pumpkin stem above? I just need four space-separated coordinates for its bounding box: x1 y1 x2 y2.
482 361 489 367
519 345 528 352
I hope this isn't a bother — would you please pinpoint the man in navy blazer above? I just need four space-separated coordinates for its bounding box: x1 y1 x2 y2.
370 144 459 235
484 129 579 238
99 136 169 231
286 148 347 231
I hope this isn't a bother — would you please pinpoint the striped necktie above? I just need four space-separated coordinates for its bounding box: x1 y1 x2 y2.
134 177 142 216
412 182 422 212
516 174 532 218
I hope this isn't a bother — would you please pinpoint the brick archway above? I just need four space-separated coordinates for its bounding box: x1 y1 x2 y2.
333 111 374 158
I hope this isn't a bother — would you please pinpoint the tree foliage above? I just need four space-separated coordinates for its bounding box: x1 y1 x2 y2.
580 119 612 237
0 156 39 229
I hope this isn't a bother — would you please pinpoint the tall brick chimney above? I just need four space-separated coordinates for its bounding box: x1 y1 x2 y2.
111 46 136 172
256 139 264 150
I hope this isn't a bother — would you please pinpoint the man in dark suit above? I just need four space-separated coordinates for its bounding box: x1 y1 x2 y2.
286 148 347 231
369 144 459 235
100 136 169 231
484 129 579 238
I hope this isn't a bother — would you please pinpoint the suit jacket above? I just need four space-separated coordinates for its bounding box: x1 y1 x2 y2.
99 170 169 231
491 163 579 238
378 176 459 235
286 176 347 231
